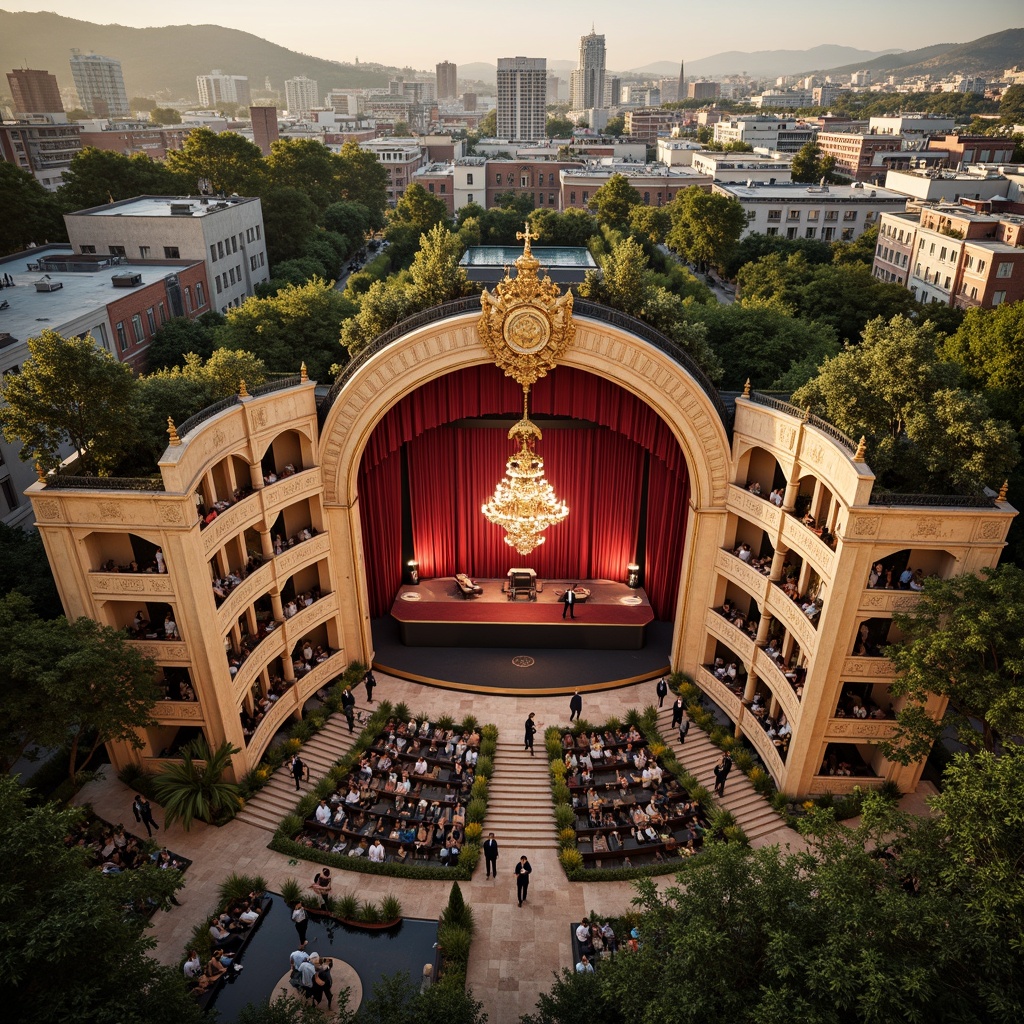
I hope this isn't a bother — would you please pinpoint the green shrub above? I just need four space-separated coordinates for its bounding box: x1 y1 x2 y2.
334 893 359 920
480 724 498 741
708 808 737 839
279 877 303 905
879 780 902 802
307 710 327 731
278 813 304 838
359 900 382 924
624 708 642 728
466 798 487 824
464 821 482 842
459 841 481 873
460 714 479 733
559 847 584 872
770 790 791 815
550 759 567 780
264 746 287 770
475 755 493 779
552 782 571 806
470 777 488 801
605 715 621 731
732 748 755 772
441 881 473 932
218 872 267 907
296 793 319 819
479 738 497 759
555 805 576 830
723 824 749 845
815 791 835 809
393 701 411 723
545 733 563 761
289 721 313 743
437 923 473 970
380 893 403 921
558 827 578 849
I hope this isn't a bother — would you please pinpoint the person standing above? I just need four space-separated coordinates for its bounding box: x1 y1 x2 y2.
713 753 732 797
515 855 532 906
364 671 376 703
291 901 309 944
291 755 306 791
132 794 159 837
656 677 668 708
569 690 582 723
671 696 684 728
482 833 499 878
524 712 537 756
678 713 690 745
562 585 578 620
311 867 332 909
341 687 356 733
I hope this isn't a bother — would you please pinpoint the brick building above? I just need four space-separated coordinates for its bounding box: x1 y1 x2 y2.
927 134 1017 169
625 108 686 145
6 68 64 116
77 125 191 160
816 131 906 182
0 121 82 191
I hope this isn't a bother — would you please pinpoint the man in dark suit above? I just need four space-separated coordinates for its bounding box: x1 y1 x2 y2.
515 855 532 906
678 714 690 745
656 677 668 707
713 753 733 796
562 585 578 620
569 690 583 722
483 833 499 878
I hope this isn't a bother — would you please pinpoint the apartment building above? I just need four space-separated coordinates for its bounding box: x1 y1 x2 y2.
561 163 711 210
625 108 686 145
713 116 817 153
359 140 426 205
496 57 547 142
0 120 82 190
690 151 793 183
815 131 905 182
70 51 129 118
64 195 269 313
927 134 1016 169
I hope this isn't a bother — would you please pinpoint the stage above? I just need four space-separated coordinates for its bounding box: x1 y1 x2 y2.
390 577 654 650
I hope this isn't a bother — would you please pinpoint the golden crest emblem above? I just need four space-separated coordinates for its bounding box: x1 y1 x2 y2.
478 223 575 390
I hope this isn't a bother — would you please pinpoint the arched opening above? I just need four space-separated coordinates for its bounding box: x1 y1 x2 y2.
734 444 787 500
260 428 311 480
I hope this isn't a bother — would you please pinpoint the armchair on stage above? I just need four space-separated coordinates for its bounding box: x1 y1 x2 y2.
506 568 537 601
455 573 483 598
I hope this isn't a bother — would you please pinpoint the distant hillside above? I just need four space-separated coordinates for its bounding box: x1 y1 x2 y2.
629 45 899 80
458 59 575 88
819 28 1024 80
0 9 396 101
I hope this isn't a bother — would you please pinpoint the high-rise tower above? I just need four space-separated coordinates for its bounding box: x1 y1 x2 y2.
436 61 458 101
677 59 685 103
7 68 64 117
496 57 547 141
69 51 129 118
571 30 606 110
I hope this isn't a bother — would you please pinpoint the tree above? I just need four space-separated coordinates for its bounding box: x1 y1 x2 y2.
0 162 65 255
357 971 487 1024
588 173 642 228
215 278 354 380
546 116 575 138
258 184 320 265
322 200 372 253
476 109 497 137
0 777 200 1024
719 231 833 279
146 311 224 370
334 140 389 230
390 182 451 235
0 525 62 619
57 148 183 211
528 208 599 247
340 274 414 356
666 187 746 273
265 138 346 211
237 993 349 1024
628 204 672 244
152 737 242 829
883 564 1024 761
165 127 264 195
792 315 1019 493
605 114 625 136
0 330 140 475
1000 84 1024 121
408 223 470 307
150 106 182 125
790 140 840 183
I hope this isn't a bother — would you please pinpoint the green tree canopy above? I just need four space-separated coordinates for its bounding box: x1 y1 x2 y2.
1000 84 1024 121
588 173 643 228
719 230 833 278
389 181 451 236
334 140 389 230
790 140 840 183
145 311 224 371
528 207 599 247
0 330 140 475
666 186 746 273
265 138 345 211
257 184 320 266
165 127 264 195
153 736 241 829
150 106 182 125
58 148 183 211
322 200 373 251
0 162 66 255
884 564 1024 760
628 204 672 245
0 525 62 618
408 223 470 308
0 776 200 1023
546 116 575 138
605 114 625 136
214 278 354 380
792 315 1019 493
476 109 497 137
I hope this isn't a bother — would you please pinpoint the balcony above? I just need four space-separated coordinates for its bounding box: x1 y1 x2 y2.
233 629 287 699
740 719 785 783
857 589 922 615
126 639 190 664
217 559 276 625
284 591 339 646
727 483 783 533
764 586 818 651
841 656 897 680
696 665 744 720
89 571 174 600
151 700 205 725
753 647 801 723
715 548 771 606
245 689 300 761
780 513 836 576
262 467 322 514
202 490 263 552
823 717 898 742
705 609 756 662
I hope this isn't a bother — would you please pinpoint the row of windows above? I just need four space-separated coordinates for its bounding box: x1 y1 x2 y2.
209 227 260 264
766 226 841 241
876 246 909 269
249 252 266 272
79 245 180 259
215 265 244 293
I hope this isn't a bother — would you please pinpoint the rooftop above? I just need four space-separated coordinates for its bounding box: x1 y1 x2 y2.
460 245 596 284
718 183 908 202
560 163 707 179
0 247 200 348
71 195 258 219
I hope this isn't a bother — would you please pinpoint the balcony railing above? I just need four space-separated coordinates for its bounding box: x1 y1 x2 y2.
748 391 857 453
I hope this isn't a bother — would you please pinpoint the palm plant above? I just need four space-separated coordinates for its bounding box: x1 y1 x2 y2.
152 737 241 830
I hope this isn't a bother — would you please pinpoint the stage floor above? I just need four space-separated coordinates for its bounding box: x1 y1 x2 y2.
390 578 654 649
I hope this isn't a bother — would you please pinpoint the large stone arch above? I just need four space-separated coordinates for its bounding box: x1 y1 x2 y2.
319 311 732 678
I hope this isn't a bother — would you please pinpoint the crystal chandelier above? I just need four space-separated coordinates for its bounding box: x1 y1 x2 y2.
481 392 569 556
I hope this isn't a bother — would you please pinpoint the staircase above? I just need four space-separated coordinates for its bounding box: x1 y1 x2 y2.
481 740 559 853
657 707 791 845
234 707 366 832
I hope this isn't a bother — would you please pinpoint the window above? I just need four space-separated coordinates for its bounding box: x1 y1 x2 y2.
929 242 936 255
80 245 96 254
549 194 555 206
158 301 167 324
109 245 126 257
428 183 435 192
440 184 446 194
217 241 225 259
805 227 816 238
237 264 242 283
230 236 238 253
997 262 1013 278
570 191 576 204
537 193 544 205
824 211 838 222
146 308 156 334
787 227 797 239
1 478 18 512
643 192 650 204
229 267 236 285
116 322 128 351
163 246 180 259
195 282 205 307
993 291 1006 306
139 245 151 258
184 287 193 313
823 227 835 241
843 211 858 223
841 228 854 241
767 209 782 222
977 260 986 273
258 252 264 268
256 225 261 240
467 193 473 204
215 275 222 294
787 210 800 221
250 255 258 271
766 227 779 236
581 192 588 204
807 210 819 222
466 173 475 185
944 276 951 289
209 244 218 263
131 314 144 342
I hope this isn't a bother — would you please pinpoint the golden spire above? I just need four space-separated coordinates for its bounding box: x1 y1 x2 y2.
167 417 182 447
998 479 1009 502
300 362 308 382
35 462 46 483
516 221 539 257
803 405 811 422
238 379 250 398
742 378 751 398
853 436 867 462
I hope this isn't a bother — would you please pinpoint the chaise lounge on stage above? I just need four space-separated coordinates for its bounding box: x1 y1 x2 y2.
390 577 653 650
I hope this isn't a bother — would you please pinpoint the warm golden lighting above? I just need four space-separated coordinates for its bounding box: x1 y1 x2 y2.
481 393 569 556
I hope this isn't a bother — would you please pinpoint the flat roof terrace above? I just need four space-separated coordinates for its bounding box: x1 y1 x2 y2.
460 246 597 283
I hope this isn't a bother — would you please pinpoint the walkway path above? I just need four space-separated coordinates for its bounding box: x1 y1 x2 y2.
73 673 799 1023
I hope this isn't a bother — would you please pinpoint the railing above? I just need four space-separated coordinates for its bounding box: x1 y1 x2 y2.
177 394 240 437
316 296 731 430
868 491 995 508
250 375 302 397
748 392 857 453
44 474 164 491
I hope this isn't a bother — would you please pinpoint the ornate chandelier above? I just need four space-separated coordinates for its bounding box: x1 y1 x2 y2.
481 392 568 556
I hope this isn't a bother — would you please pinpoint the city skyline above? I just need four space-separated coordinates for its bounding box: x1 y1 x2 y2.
1 0 1020 73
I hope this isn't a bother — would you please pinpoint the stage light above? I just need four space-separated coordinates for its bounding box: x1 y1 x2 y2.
481 391 568 557
627 563 641 589
406 560 420 585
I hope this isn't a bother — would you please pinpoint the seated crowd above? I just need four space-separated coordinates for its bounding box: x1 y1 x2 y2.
128 610 180 641
197 484 255 529
239 676 296 741
772 563 825 627
867 563 929 591
746 481 785 508
798 511 835 548
732 542 772 576
716 599 760 641
96 547 167 574
562 727 708 869
834 684 893 720
746 690 792 755
294 718 483 866
761 638 806 698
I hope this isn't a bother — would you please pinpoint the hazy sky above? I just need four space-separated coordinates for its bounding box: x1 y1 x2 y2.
4 0 1021 69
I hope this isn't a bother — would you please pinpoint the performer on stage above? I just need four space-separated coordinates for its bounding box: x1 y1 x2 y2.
562 584 578 620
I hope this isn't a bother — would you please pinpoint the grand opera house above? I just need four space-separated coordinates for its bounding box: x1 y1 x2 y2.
27 236 1015 798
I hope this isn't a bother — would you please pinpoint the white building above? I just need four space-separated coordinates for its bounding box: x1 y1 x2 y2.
713 181 908 242
869 114 956 137
64 195 270 313
713 116 817 153
883 168 1011 204
690 150 793 183
571 31 606 110
656 139 704 166
497 57 547 142
69 51 129 118
285 76 320 119
196 70 251 109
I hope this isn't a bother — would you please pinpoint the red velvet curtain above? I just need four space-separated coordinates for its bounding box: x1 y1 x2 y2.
358 364 690 618
357 453 403 617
